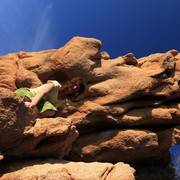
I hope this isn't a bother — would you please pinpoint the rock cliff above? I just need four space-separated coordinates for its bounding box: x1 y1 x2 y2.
0 36 180 179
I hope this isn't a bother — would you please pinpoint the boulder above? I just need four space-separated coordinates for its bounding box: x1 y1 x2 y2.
0 159 135 180
1 116 78 160
0 87 78 160
67 126 180 163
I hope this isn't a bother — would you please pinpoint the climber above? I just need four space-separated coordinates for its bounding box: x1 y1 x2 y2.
15 77 86 118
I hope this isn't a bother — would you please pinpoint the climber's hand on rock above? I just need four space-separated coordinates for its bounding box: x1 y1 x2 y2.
24 101 33 108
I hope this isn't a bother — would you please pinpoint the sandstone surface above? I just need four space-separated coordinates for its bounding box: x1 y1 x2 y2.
0 36 179 179
0 159 135 180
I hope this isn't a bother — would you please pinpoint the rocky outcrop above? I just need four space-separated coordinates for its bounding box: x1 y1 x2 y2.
0 36 179 179
0 88 78 160
67 127 180 163
0 159 135 180
1 117 78 160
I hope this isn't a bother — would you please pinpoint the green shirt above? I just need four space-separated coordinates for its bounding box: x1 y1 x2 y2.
30 80 68 109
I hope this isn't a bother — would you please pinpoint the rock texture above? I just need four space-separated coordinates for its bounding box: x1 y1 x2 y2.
67 127 180 163
0 86 78 160
1 117 78 160
0 36 179 179
0 159 135 180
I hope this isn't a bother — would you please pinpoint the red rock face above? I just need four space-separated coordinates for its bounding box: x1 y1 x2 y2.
0 36 179 179
0 160 136 180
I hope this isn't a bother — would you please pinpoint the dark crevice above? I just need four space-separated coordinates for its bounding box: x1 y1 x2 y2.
105 95 168 112
77 95 180 132
78 123 178 136
104 94 167 107
109 96 180 119
35 136 65 149
130 94 166 103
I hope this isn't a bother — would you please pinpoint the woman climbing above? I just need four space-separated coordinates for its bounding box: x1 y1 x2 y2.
15 77 86 118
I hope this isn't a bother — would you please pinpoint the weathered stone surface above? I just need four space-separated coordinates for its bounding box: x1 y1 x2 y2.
63 49 180 130
0 159 135 180
0 85 78 160
17 50 57 83
1 117 78 160
0 88 36 151
0 59 17 91
16 63 42 88
100 51 110 60
67 126 180 163
17 37 102 83
0 36 180 178
122 53 138 66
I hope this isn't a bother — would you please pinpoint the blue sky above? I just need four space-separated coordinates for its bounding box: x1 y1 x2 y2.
0 0 180 58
